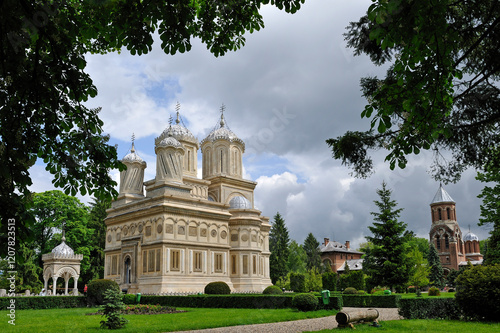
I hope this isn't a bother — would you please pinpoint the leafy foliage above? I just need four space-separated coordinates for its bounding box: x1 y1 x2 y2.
455 264 500 321
287 240 307 273
343 287 358 294
122 293 137 305
327 0 500 183
0 296 87 310
407 247 430 291
204 281 231 295
0 0 306 255
398 298 461 320
428 287 441 296
363 182 410 291
476 147 500 265
303 233 321 271
100 288 128 329
290 272 306 293
428 244 444 289
322 271 337 292
305 268 322 292
269 212 290 284
292 293 318 312
87 279 120 306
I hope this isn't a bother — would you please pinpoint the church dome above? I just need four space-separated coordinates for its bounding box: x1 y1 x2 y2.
51 237 74 256
464 231 479 242
229 196 252 209
431 184 455 204
157 135 183 149
122 142 145 164
155 105 198 147
201 111 245 148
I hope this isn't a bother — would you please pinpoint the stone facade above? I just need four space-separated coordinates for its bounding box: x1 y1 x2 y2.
105 109 272 293
319 238 363 273
429 185 483 274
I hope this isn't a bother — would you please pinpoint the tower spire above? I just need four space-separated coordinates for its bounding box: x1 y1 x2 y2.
220 103 226 127
175 101 181 124
61 222 66 242
131 133 136 153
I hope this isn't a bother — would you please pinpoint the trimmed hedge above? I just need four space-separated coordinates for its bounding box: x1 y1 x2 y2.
263 285 283 295
87 279 119 306
292 293 318 311
0 296 87 310
139 294 343 310
341 294 401 308
204 281 231 295
398 298 461 320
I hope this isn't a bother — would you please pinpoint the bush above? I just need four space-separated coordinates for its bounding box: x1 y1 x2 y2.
204 281 231 295
408 287 416 293
87 279 119 306
322 272 337 292
292 293 318 311
357 290 366 294
290 273 306 293
349 271 365 291
342 294 401 308
0 296 86 309
343 287 358 294
428 286 441 296
455 264 500 321
263 285 283 295
398 298 461 319
122 293 136 304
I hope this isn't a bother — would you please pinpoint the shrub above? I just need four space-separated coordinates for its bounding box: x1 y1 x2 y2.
428 286 441 296
322 272 337 291
263 285 283 295
0 296 86 309
342 295 401 308
100 288 128 329
122 293 136 304
290 273 306 293
357 290 366 294
87 279 119 306
292 293 318 311
204 281 231 295
455 264 500 321
398 298 461 319
343 287 358 294
349 271 365 291
448 288 455 292
408 287 416 293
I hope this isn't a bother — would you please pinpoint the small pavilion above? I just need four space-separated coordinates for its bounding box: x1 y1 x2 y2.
42 229 83 295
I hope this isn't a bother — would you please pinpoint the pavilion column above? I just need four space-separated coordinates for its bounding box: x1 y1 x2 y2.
52 276 58 295
73 275 79 295
44 277 48 292
65 277 69 295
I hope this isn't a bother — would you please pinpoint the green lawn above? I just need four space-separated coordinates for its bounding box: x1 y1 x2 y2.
308 319 500 332
0 307 334 333
399 291 456 298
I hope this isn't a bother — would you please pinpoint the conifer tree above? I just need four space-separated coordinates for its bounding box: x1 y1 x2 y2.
363 182 410 291
428 243 444 289
269 212 290 284
303 233 321 271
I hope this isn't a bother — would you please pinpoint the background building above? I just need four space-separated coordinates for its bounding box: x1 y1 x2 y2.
319 238 363 273
429 185 483 274
104 107 272 293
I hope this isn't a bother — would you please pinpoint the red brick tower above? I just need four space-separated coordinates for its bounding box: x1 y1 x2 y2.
429 185 466 274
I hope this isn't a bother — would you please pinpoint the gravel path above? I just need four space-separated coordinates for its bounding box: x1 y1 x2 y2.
173 308 402 333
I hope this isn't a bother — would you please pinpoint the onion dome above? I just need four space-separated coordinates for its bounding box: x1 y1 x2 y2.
229 196 252 209
122 142 145 164
155 104 198 147
431 184 455 204
51 235 74 256
201 109 245 149
157 133 183 149
463 231 479 242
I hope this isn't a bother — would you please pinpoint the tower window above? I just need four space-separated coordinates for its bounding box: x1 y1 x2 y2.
445 235 449 249
447 207 451 220
438 208 442 220
436 236 441 250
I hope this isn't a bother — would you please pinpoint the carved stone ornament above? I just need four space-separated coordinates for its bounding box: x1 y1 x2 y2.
231 233 238 242
123 226 129 236
221 230 227 239
107 235 112 243
178 226 185 235
166 224 174 234
251 235 257 242
201 228 207 237
130 224 136 235
157 224 163 234
211 229 217 238
138 224 143 233
241 234 249 242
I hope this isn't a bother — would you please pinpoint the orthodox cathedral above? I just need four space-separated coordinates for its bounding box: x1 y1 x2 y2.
104 105 272 293
429 185 483 274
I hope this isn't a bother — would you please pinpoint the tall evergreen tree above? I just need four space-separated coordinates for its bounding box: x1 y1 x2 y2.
303 233 321 271
476 147 500 265
428 243 444 289
363 182 410 291
269 212 290 284
287 240 307 273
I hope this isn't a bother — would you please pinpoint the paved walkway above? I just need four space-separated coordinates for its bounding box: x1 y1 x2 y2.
174 308 402 333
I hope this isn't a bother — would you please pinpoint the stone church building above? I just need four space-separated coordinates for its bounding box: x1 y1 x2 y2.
429 185 483 274
104 108 272 293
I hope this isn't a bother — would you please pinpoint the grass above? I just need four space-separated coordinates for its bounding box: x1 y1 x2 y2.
307 319 500 332
0 307 335 333
399 291 456 298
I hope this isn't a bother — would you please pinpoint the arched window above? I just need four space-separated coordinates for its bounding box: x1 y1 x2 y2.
447 207 451 220
124 257 131 284
445 235 449 249
436 235 441 250
438 208 442 220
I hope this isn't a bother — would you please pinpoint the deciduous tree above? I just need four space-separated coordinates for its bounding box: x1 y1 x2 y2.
327 0 500 183
287 240 307 273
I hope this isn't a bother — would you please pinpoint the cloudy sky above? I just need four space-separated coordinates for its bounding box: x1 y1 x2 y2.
32 0 491 249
